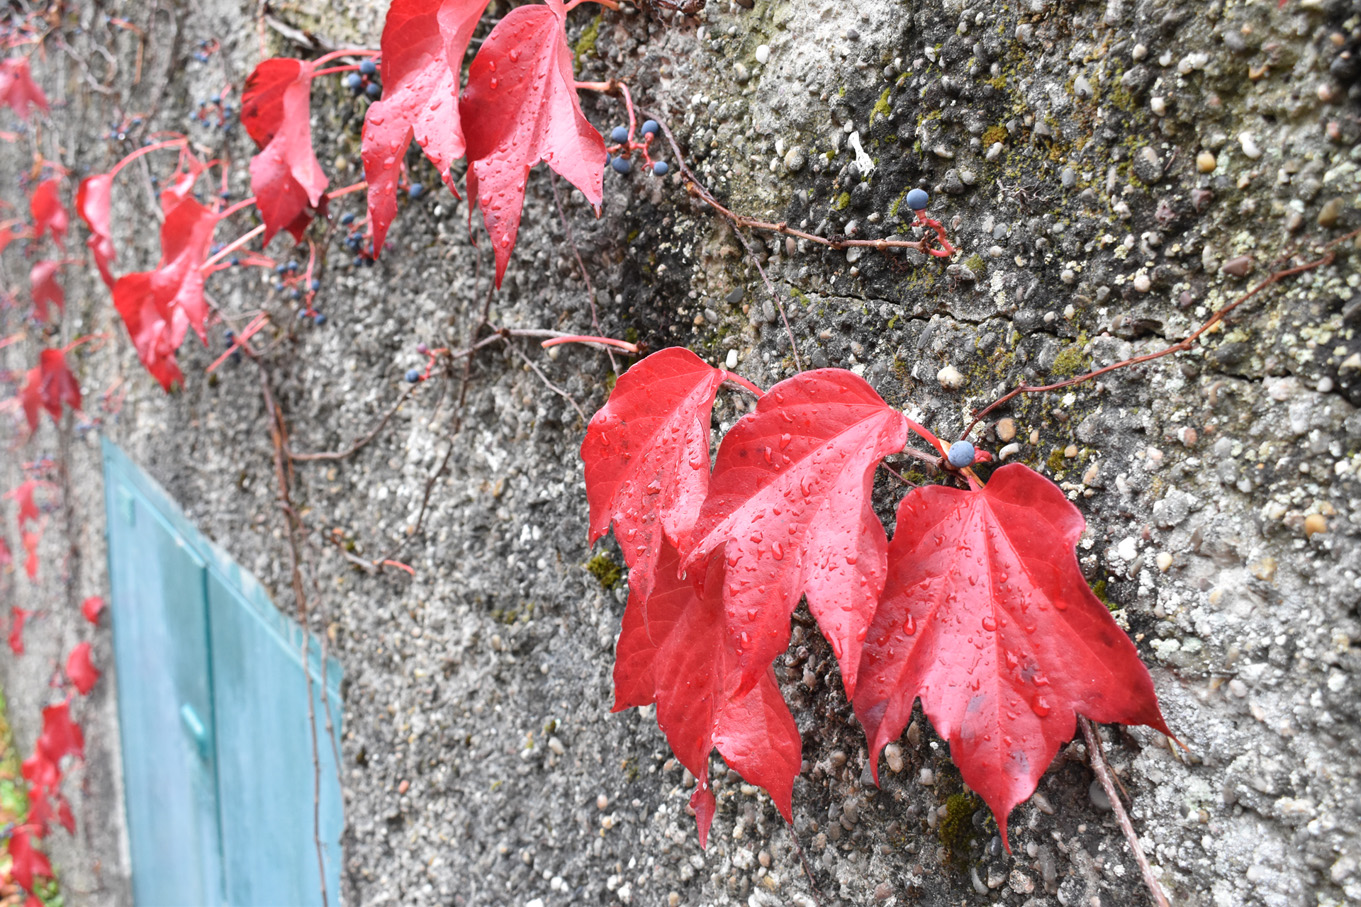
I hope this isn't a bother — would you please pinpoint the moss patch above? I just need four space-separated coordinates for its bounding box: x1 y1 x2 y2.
938 790 984 868
573 13 602 67
586 553 624 590
981 124 1008 146
871 88 892 124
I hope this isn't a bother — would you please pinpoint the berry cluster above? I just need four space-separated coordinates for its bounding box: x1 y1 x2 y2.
344 59 382 100
605 119 668 177
403 341 447 383
190 92 236 132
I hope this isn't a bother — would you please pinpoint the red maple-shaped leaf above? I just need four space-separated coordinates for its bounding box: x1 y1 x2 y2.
66 642 99 695
460 0 606 287
112 196 219 389
683 370 908 698
29 177 67 249
29 259 63 322
613 540 801 846
6 829 52 893
8 606 30 655
56 795 76 835
21 751 59 792
76 172 116 287
582 348 734 603
362 0 491 250
37 701 84 763
853 463 1171 845
19 348 81 432
0 57 49 121
242 58 328 243
0 218 26 253
81 595 105 625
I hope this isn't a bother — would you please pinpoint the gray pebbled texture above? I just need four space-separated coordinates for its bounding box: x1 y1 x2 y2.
1 0 1358 905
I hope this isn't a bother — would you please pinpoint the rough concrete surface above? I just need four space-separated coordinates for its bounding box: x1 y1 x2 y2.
1 0 1358 905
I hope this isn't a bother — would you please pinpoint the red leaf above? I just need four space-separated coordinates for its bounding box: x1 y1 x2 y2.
460 0 605 287
0 56 49 121
242 58 328 243
28 259 63 322
20 348 80 430
112 196 219 388
362 0 491 250
37 701 84 764
582 348 731 603
81 595 105 624
66 642 99 695
29 177 67 249
8 606 29 655
159 156 208 214
0 219 23 253
77 172 117 287
0 535 10 568
613 540 800 845
21 751 59 791
6 829 52 893
853 464 1171 846
26 787 55 832
56 794 75 835
7 480 42 526
683 369 908 698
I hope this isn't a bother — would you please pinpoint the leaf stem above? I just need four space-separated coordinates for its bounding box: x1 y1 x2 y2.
108 137 187 179
216 196 259 220
312 48 380 68
540 335 638 353
202 224 266 270
721 374 765 397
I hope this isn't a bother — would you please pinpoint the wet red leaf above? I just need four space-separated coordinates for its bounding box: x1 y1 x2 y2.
362 0 491 250
613 540 800 846
29 177 66 249
0 56 49 121
66 642 99 695
460 0 605 286
80 595 105 625
582 348 732 603
683 369 908 698
76 172 116 287
853 464 1171 846
242 58 328 243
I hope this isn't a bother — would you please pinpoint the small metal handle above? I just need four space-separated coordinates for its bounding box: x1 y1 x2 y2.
179 703 210 761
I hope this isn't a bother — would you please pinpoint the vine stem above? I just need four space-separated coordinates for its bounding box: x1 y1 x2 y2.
1080 718 1170 907
202 224 265 269
108 136 186 178
963 227 1361 438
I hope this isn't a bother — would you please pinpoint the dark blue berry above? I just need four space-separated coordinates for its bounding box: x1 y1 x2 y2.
297 307 309 319
652 161 669 176
276 263 288 274
365 82 382 99
210 94 221 104
906 188 930 211
641 120 659 136
310 278 321 291
290 289 302 301
610 156 632 174
405 368 421 383
313 313 327 326
360 59 377 76
408 182 424 199
345 73 363 92
947 440 976 468
287 260 299 272
341 212 355 225
610 125 628 143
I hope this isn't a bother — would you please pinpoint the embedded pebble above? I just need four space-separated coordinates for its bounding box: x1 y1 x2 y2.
884 743 905 774
1239 132 1262 159
937 364 965 390
995 418 1016 442
1317 197 1343 227
919 768 935 786
725 349 739 369
754 44 770 65
1304 514 1328 537
1156 552 1174 572
1197 151 1217 173
1133 273 1151 293
784 146 807 172
1221 255 1254 277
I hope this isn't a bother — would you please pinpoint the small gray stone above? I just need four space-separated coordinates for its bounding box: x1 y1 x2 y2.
783 146 808 172
1060 167 1076 189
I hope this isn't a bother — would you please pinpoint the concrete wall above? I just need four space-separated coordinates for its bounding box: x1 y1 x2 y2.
2 0 1358 904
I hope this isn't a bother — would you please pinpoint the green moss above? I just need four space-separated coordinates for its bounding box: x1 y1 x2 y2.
623 758 641 782
586 553 624 590
981 124 1008 146
1046 448 1067 473
964 253 987 277
833 192 851 211
573 13 602 67
938 791 983 868
871 87 892 124
1091 579 1116 611
1050 334 1091 378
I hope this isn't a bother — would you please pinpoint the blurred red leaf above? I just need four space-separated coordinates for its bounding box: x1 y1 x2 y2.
19 348 80 432
683 369 908 698
22 528 38 578
80 595 105 624
28 259 63 322
853 464 1171 846
6 829 52 893
362 0 490 250
460 0 605 286
29 177 66 249
0 56 49 121
6 479 42 525
66 642 99 695
76 172 116 287
242 58 328 243
8 606 29 654
37 701 84 763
